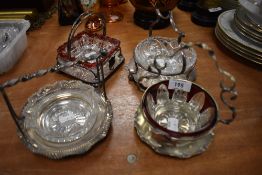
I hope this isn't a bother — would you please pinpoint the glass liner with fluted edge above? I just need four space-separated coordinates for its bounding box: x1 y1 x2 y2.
57 32 120 67
142 81 218 138
100 0 123 23
142 84 216 133
134 80 220 158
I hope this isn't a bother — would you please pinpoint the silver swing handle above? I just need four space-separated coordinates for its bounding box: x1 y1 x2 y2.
148 8 185 45
67 11 106 60
66 11 108 98
183 42 238 124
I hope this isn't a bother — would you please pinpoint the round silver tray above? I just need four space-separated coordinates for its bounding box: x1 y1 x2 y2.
20 80 112 159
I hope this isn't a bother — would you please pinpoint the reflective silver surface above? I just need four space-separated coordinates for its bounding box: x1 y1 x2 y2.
134 80 224 158
20 80 113 159
135 106 214 158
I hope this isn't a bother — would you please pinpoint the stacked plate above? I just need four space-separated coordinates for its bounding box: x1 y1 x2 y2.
234 7 262 44
215 9 262 65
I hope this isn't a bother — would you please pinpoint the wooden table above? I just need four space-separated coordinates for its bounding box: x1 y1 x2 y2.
0 3 261 175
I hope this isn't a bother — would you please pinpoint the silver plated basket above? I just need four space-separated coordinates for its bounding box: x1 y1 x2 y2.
134 42 238 158
0 12 113 159
57 12 125 85
128 8 197 91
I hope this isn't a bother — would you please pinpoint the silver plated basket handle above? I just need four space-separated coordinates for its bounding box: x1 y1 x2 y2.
182 42 238 124
0 51 107 141
0 52 106 89
67 12 106 60
0 11 108 147
149 9 185 44
65 11 107 97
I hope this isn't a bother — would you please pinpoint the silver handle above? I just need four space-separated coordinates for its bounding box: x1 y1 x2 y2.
0 12 108 141
149 9 185 45
184 42 237 124
67 12 106 60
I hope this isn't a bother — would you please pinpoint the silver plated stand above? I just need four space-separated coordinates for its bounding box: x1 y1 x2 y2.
0 12 113 159
134 42 238 158
57 12 125 85
128 7 197 91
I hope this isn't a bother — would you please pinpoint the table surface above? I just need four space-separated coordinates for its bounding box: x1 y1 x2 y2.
0 2 261 175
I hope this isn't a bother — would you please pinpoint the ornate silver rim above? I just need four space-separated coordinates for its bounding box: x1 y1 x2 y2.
19 80 113 159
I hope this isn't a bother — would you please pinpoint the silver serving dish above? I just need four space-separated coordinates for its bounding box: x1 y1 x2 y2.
21 80 112 159
0 57 112 159
57 13 124 84
128 9 196 91
0 12 113 159
134 43 238 158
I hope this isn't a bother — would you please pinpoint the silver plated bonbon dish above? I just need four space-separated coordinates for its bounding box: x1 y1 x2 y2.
134 42 238 158
128 5 197 91
0 12 113 159
57 12 125 84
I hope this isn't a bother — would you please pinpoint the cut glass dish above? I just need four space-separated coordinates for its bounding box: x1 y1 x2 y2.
128 36 197 90
57 32 125 84
135 80 219 158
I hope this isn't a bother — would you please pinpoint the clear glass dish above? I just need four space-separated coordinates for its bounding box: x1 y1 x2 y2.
134 36 196 75
128 36 197 90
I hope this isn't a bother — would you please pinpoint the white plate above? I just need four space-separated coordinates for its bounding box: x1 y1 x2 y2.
217 10 262 55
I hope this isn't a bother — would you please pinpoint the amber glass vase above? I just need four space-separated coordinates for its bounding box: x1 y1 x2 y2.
129 0 180 29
